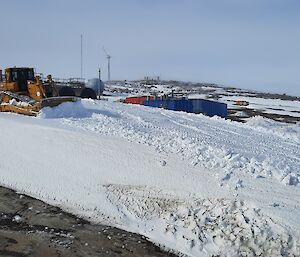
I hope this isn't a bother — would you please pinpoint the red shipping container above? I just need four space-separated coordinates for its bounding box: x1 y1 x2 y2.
124 96 154 105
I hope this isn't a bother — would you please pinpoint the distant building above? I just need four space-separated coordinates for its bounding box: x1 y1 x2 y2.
144 76 160 82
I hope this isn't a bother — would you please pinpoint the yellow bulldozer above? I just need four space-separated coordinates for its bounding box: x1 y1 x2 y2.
0 67 96 116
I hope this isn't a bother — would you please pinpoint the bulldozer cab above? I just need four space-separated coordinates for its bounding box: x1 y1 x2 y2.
5 67 35 92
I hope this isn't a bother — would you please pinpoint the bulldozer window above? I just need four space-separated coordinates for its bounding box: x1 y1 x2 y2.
11 71 18 82
27 70 34 81
10 69 34 82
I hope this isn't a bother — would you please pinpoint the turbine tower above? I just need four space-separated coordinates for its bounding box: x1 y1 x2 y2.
103 47 111 81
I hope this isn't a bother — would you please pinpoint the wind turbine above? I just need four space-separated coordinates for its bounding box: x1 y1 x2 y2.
103 47 111 81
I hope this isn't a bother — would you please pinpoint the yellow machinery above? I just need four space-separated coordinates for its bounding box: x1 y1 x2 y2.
0 67 77 116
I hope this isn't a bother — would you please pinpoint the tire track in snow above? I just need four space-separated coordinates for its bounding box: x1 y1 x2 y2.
60 101 300 186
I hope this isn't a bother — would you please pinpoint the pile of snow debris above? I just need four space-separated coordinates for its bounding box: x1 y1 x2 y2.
245 116 300 144
8 98 30 107
106 185 300 257
38 100 91 119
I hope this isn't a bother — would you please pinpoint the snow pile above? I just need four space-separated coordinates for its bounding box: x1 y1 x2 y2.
9 99 18 106
246 116 300 144
7 98 30 107
63 100 300 187
106 185 300 257
38 100 91 119
232 111 249 117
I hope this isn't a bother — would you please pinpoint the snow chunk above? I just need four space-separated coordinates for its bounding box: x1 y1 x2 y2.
282 173 300 186
13 215 23 223
233 111 249 117
9 99 17 106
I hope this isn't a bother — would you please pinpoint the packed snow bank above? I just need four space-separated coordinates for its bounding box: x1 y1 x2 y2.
245 116 300 144
1 99 300 257
63 100 300 187
38 100 91 119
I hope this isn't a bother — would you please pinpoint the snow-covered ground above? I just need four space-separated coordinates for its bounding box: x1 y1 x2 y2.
106 81 300 122
189 93 300 117
0 99 300 256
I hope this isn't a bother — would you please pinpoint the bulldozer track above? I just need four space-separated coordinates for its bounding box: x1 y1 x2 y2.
0 91 36 105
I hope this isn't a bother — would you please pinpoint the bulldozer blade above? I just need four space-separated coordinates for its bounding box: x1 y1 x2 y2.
40 96 78 108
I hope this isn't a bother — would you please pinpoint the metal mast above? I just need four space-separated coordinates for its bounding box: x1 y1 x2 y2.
80 34 83 78
98 68 101 99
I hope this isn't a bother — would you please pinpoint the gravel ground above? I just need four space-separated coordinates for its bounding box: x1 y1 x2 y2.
0 186 177 257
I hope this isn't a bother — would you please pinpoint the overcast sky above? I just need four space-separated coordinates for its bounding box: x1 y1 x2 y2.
1 0 300 96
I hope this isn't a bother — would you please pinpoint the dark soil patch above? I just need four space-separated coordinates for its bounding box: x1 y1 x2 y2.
0 186 177 257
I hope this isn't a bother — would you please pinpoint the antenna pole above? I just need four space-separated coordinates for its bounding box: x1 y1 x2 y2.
98 68 101 99
80 34 83 78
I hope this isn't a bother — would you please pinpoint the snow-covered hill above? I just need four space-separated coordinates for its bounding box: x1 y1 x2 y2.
0 95 299 256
